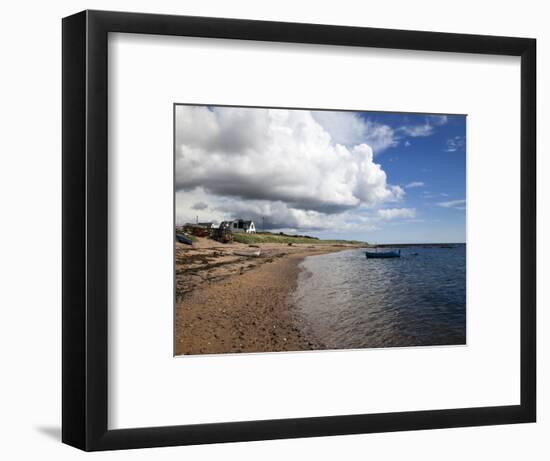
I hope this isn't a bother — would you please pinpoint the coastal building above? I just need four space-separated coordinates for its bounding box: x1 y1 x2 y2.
219 219 256 234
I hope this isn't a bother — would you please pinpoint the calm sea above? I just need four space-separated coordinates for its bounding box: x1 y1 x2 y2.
293 244 466 349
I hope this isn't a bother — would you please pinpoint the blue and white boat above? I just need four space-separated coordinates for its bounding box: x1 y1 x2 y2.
365 249 401 259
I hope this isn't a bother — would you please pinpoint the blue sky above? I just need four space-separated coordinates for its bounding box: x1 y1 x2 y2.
314 111 466 243
175 106 466 244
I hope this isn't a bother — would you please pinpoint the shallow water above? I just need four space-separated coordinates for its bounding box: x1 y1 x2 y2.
293 245 466 349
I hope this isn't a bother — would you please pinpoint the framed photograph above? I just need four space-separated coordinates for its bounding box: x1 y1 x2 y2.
173 103 468 355
62 10 536 451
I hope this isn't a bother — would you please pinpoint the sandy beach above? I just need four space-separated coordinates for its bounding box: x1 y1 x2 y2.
175 238 360 355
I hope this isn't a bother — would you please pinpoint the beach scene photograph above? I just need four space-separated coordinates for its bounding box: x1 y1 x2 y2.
174 104 466 356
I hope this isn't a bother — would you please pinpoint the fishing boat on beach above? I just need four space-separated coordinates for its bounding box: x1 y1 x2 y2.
176 233 194 245
365 249 401 259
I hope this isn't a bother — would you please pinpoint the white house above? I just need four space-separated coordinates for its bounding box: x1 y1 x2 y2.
220 219 256 233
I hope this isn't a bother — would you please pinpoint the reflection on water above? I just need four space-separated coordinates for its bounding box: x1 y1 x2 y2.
293 245 466 349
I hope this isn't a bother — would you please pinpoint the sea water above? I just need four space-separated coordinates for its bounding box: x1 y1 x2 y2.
293 245 466 349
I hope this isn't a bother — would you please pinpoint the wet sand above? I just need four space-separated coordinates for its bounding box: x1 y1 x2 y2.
175 238 360 355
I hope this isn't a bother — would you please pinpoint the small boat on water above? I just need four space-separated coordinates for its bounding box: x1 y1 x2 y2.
176 233 194 245
365 249 401 259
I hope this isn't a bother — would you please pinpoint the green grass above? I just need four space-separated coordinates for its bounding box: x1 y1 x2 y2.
232 232 365 245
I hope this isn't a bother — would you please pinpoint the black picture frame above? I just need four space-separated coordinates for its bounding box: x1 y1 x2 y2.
62 10 536 451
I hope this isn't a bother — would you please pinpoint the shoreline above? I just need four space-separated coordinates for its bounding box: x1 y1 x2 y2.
175 240 357 355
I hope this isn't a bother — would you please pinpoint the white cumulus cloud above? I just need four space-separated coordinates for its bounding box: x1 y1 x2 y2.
311 111 398 153
175 106 404 229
